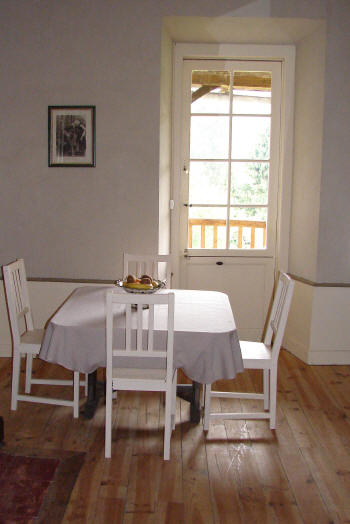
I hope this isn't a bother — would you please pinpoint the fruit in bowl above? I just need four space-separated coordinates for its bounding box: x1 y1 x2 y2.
122 274 159 290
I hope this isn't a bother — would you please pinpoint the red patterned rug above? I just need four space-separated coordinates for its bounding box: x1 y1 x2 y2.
0 447 85 524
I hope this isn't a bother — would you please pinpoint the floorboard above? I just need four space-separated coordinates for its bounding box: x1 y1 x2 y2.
1 352 349 523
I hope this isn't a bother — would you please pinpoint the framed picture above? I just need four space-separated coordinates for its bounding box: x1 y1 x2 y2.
48 106 95 167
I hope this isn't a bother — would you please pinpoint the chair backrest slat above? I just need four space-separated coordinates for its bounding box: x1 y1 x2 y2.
13 270 23 314
2 259 34 345
137 304 143 351
106 290 175 377
125 304 131 349
123 253 172 288
148 304 154 351
263 273 294 361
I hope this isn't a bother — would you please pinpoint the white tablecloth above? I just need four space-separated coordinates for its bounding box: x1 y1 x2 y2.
40 286 243 384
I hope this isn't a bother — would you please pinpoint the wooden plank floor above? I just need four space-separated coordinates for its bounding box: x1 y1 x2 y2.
1 350 350 523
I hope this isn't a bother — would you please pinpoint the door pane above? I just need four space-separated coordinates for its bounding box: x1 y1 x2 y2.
182 60 281 253
191 70 230 114
188 207 227 249
230 206 267 221
190 116 229 159
232 71 271 115
231 116 270 160
189 162 228 205
229 207 267 249
231 162 269 205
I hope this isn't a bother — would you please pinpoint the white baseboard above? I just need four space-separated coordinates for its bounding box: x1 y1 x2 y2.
284 335 350 365
283 279 350 365
308 350 350 365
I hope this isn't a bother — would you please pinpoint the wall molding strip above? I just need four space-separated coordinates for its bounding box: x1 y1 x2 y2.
28 277 114 284
289 274 350 288
2 273 350 288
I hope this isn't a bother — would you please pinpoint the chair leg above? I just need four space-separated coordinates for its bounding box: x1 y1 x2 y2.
263 369 270 410
73 372 80 418
11 352 21 411
269 368 278 429
203 384 211 431
164 389 172 460
171 369 177 431
25 354 33 394
84 374 89 397
105 381 112 458
0 416 4 445
200 383 205 409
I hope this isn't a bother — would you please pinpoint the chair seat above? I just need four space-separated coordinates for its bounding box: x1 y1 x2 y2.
20 328 44 350
112 367 167 381
112 367 168 392
240 340 272 369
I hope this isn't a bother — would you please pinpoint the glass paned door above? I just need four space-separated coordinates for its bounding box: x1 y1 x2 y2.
181 60 281 256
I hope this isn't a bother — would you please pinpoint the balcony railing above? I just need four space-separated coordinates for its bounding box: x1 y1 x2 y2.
188 218 267 249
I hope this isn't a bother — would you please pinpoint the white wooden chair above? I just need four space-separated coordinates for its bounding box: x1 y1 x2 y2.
2 259 86 418
123 253 172 288
203 272 295 430
105 289 177 460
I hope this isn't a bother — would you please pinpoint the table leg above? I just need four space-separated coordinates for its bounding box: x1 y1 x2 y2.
176 381 201 423
190 382 201 423
82 371 99 419
0 416 4 446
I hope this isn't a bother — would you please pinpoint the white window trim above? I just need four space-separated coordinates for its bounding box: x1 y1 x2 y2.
171 43 296 281
181 58 280 258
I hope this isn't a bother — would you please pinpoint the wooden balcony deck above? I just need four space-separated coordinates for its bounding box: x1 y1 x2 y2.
188 218 267 249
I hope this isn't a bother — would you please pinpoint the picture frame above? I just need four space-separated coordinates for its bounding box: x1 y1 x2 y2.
48 106 96 167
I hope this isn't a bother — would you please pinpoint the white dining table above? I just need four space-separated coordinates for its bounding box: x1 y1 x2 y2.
40 285 243 385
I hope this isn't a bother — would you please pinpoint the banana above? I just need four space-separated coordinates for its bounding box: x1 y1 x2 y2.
123 282 153 290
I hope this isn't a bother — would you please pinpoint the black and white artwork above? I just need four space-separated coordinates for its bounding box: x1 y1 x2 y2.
48 106 95 167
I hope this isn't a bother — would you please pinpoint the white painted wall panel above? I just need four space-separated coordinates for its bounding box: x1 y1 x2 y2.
284 280 350 365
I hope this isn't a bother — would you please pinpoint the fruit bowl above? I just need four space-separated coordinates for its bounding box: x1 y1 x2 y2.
114 279 166 294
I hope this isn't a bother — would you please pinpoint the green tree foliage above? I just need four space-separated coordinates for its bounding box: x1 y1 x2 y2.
230 128 269 219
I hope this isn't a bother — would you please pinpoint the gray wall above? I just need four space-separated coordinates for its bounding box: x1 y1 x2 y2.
1 1 165 280
1 0 349 283
317 0 350 282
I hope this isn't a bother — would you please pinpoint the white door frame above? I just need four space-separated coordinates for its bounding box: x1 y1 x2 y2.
171 43 296 287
